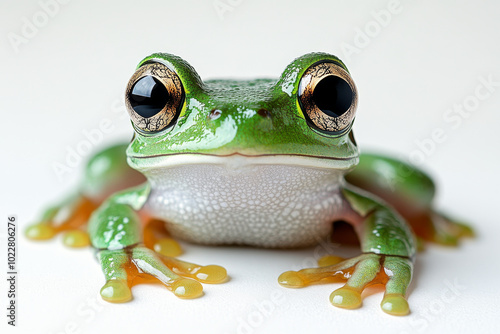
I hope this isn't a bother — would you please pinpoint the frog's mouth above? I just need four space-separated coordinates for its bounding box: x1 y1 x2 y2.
128 152 358 172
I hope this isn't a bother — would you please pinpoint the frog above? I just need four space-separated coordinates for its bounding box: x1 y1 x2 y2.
25 52 473 316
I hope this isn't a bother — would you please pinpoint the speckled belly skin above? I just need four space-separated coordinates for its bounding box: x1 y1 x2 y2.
144 162 346 248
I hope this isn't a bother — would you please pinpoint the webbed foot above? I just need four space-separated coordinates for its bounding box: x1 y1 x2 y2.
417 211 474 247
97 245 227 303
25 196 95 248
279 253 412 316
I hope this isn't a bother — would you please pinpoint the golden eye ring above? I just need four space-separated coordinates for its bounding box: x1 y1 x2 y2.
298 61 357 134
125 62 184 133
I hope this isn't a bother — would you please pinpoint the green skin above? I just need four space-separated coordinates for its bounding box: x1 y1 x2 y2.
29 52 469 316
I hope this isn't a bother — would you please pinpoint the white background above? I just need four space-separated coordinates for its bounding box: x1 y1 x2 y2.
1 0 499 333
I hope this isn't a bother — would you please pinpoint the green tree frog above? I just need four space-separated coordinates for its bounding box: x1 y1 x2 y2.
26 52 473 316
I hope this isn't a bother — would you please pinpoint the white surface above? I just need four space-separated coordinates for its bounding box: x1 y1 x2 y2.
1 0 499 333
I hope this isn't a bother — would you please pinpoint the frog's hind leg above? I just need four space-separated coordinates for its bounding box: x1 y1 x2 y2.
25 194 97 247
420 211 474 246
25 143 146 247
344 153 474 246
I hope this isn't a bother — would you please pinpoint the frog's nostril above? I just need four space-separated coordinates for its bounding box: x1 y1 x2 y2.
208 109 222 120
257 109 271 118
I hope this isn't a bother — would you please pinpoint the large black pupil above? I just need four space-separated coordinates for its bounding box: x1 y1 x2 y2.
129 76 169 118
312 76 353 117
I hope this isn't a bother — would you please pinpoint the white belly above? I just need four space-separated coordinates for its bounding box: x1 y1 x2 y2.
142 155 348 248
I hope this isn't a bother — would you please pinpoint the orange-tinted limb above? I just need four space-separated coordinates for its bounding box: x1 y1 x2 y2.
25 195 97 247
142 218 183 257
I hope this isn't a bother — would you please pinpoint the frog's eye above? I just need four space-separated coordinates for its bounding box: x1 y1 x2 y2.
125 62 184 133
298 61 357 134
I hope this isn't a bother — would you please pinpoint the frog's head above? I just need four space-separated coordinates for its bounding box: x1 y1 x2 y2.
125 52 359 175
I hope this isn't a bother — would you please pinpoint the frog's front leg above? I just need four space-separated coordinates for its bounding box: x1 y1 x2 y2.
89 183 227 303
279 186 415 316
